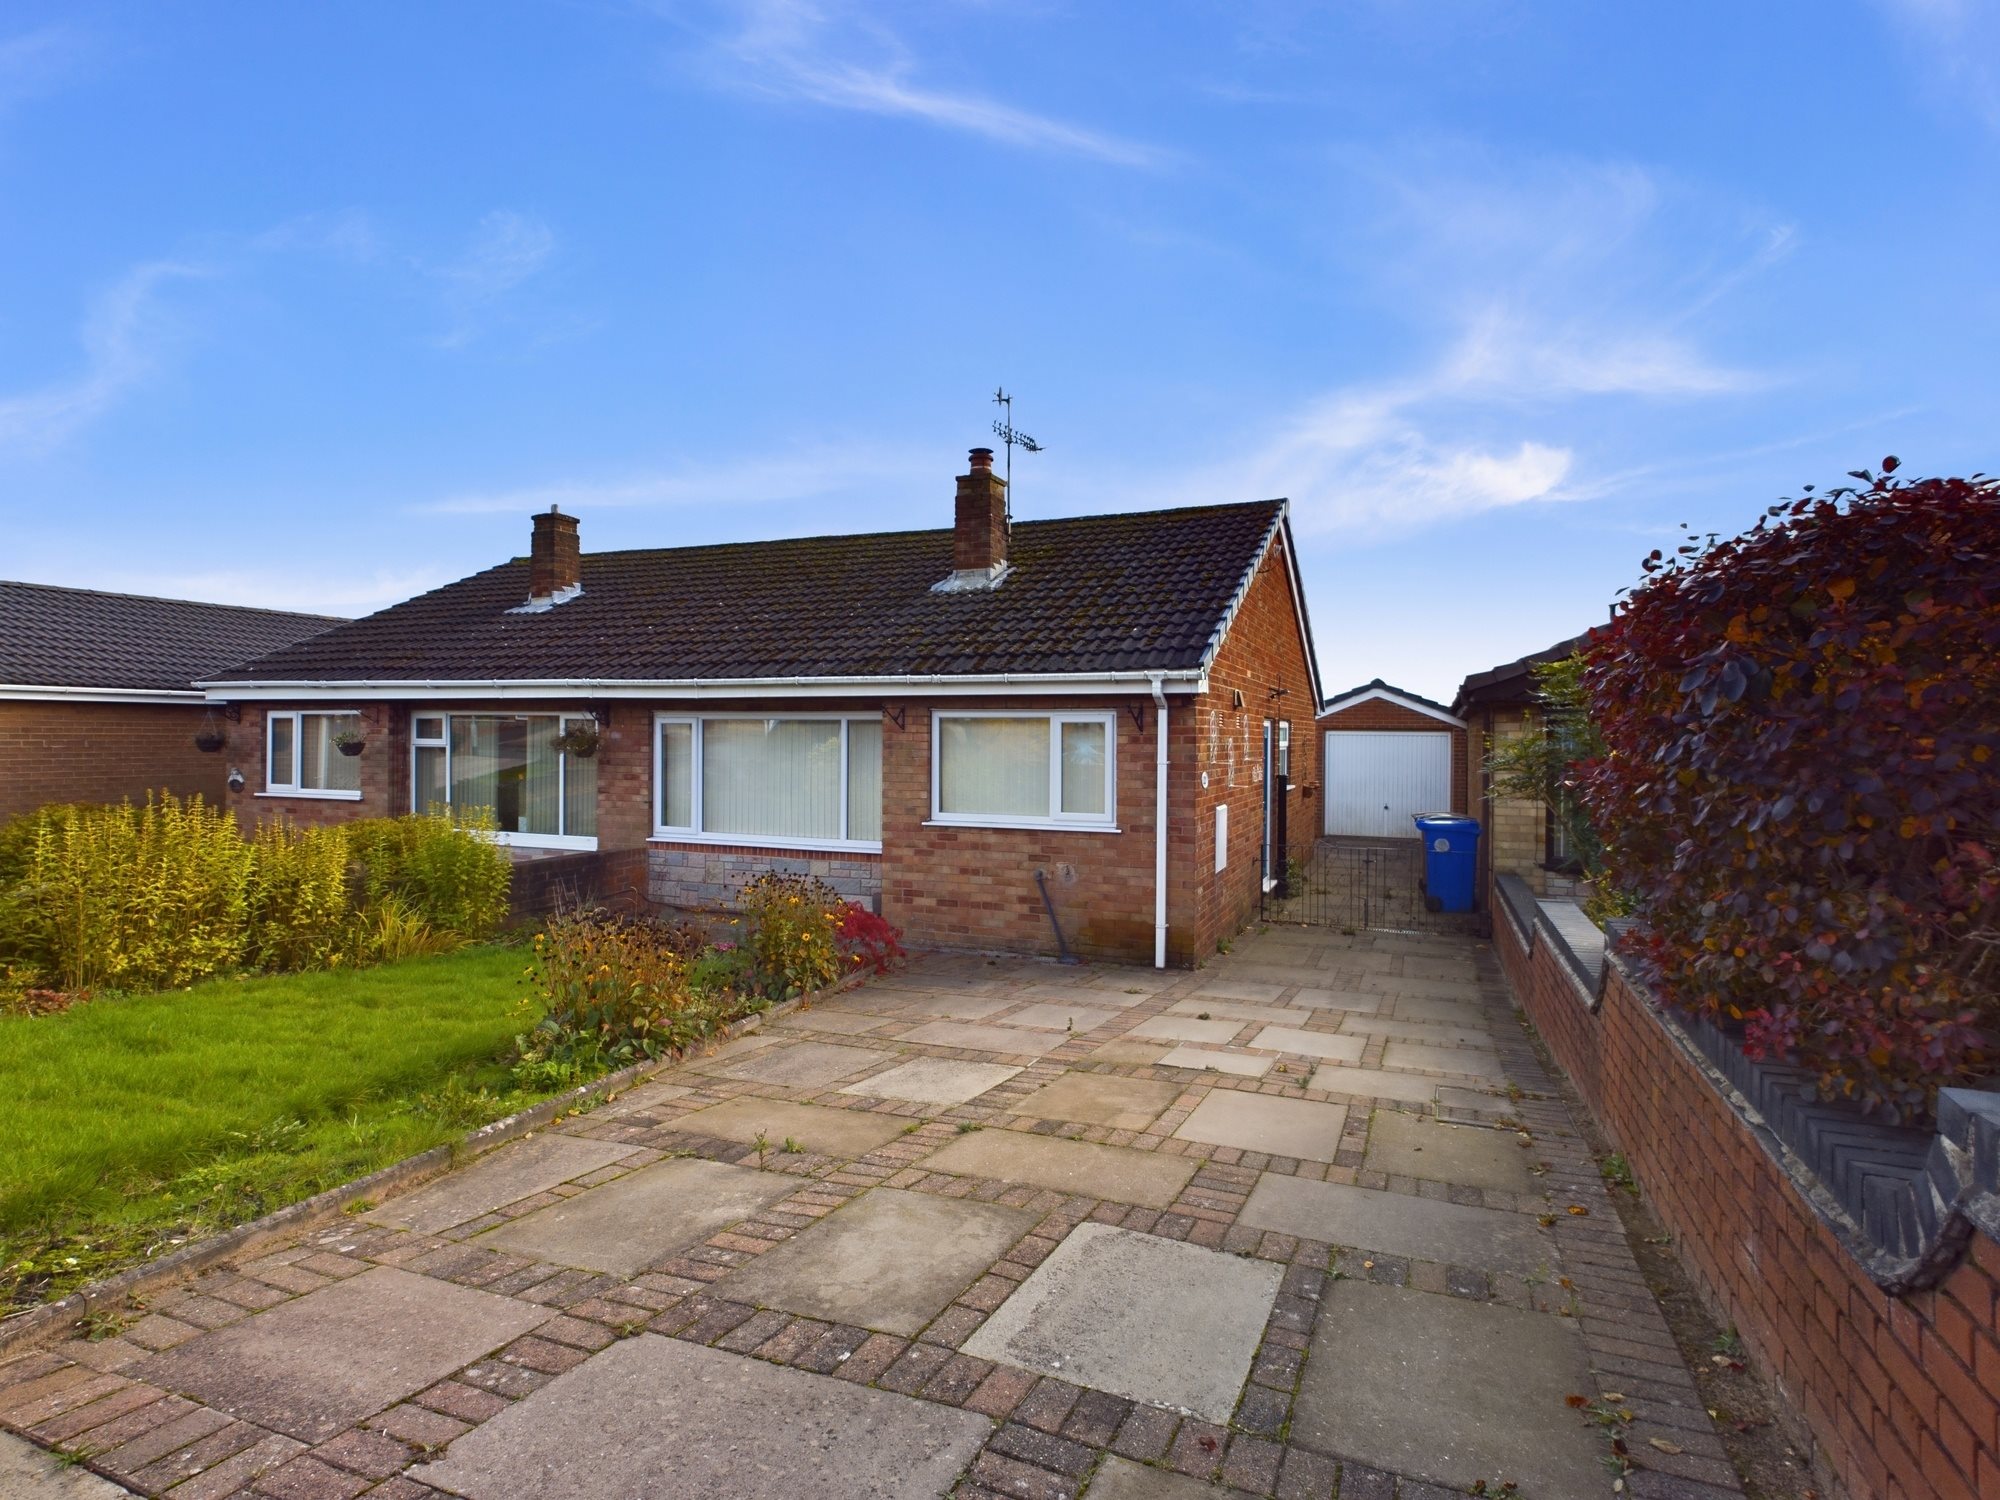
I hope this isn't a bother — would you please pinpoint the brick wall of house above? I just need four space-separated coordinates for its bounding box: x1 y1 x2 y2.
1495 901 2000 1500
227 703 404 831
0 701 230 820
651 846 883 911
1182 532 1321 959
1316 697 1468 816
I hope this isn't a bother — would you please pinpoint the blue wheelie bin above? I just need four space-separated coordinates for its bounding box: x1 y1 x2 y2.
1412 814 1481 913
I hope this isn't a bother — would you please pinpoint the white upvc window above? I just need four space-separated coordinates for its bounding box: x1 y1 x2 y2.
929 711 1118 831
652 713 883 853
410 711 599 850
265 711 363 799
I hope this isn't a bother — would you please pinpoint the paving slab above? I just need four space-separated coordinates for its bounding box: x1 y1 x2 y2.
1341 1015 1493 1048
0 1432 137 1498
1381 1041 1506 1079
1293 1280 1603 1498
135 1267 547 1443
1308 1065 1441 1105
1158 1046 1273 1078
1238 1176 1551 1277
840 1056 1022 1106
1127 1015 1241 1045
1091 1039 1171 1065
709 1040 888 1089
1364 1110 1535 1195
1386 997 1492 1026
717 1188 1037 1334
1191 979 1289 1003
670 1097 909 1157
1083 1455 1224 1499
1166 997 1296 1024
364 1135 639 1235
478 1158 798 1276
771 1009 894 1036
998 1002 1121 1033
899 1019 1068 1056
417 1334 989 1500
963 1223 1279 1422
1006 1073 1181 1131
1285 987 1382 1014
922 1131 1197 1209
839 990 1013 1021
1247 1025 1364 1064
1171 1091 1348 1163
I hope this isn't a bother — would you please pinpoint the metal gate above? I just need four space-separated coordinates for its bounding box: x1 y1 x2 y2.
1261 833 1479 934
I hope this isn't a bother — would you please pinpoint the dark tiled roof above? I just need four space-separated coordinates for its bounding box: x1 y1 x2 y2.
0 582 345 693
1451 630 1600 714
1318 677 1459 719
212 501 1285 685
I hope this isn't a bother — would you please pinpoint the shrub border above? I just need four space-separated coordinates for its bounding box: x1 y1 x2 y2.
0 962 871 1356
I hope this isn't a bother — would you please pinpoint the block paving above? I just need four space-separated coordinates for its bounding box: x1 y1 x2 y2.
1 926 1744 1499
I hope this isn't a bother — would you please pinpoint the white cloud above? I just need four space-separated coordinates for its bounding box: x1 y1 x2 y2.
1877 0 2000 130
0 261 207 453
0 25 93 116
430 210 557 348
423 442 936 515
687 0 1163 167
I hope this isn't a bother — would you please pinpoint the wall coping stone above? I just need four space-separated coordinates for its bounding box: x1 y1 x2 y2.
1499 877 2000 1294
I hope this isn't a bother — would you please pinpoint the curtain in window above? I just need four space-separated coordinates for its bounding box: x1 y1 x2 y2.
562 719 598 838
940 717 1050 818
659 721 694 828
269 716 296 787
703 719 841 840
414 745 448 814
302 714 361 793
1059 720 1107 816
520 717 561 835
846 719 882 842
450 716 502 827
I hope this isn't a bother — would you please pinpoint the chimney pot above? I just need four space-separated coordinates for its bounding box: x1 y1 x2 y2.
529 508 582 600
969 447 995 471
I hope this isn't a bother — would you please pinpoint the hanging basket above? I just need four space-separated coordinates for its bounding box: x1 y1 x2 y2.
554 722 602 758
332 730 367 757
193 728 227 753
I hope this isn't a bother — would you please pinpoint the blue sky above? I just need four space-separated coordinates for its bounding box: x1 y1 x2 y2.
2 1 1995 703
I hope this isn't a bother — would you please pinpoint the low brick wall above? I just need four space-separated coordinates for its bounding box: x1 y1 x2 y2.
647 844 882 913
1494 885 2000 1500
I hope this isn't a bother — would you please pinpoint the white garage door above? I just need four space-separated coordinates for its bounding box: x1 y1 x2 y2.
1323 731 1452 838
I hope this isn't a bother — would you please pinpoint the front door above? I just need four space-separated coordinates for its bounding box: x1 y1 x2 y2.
1260 719 1276 892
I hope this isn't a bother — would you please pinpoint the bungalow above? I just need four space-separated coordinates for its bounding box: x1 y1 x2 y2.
203 449 1325 966
0 581 342 821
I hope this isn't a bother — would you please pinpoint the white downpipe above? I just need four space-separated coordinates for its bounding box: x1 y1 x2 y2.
1150 672 1169 969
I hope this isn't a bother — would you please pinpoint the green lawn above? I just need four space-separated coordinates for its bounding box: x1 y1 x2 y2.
0 943 555 1311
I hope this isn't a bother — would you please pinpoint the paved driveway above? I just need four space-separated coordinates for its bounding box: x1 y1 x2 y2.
0 927 1740 1499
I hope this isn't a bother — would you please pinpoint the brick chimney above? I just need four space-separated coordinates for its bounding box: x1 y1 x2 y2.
529 506 581 601
935 447 1011 593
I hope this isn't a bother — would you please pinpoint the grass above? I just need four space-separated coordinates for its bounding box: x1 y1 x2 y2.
0 943 556 1311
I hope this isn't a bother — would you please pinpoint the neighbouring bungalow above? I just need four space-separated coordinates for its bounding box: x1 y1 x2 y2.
201 449 1325 966
0 581 343 821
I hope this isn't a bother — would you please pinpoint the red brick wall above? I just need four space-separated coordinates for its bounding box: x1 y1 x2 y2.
1185 532 1322 957
1316 696 1468 815
0 701 229 819
1495 903 2000 1500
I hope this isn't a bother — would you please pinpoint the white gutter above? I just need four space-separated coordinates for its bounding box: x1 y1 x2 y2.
1150 671 1170 969
0 683 205 705
195 670 1210 703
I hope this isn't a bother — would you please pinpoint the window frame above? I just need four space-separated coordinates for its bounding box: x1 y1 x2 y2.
262 710 364 801
651 711 884 854
927 710 1120 833
408 711 600 850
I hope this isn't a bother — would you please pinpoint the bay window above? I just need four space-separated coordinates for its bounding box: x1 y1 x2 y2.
653 714 882 851
931 712 1117 830
266 711 362 797
411 712 598 848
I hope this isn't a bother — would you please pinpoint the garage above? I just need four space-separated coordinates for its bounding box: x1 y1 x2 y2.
1316 680 1466 839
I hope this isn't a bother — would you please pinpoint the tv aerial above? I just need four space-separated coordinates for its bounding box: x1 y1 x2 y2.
991 388 1044 517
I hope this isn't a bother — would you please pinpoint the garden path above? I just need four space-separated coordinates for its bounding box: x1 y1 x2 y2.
0 928 1743 1499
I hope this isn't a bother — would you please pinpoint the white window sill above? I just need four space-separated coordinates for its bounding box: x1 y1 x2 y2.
649 831 883 856
487 832 598 852
924 818 1122 835
256 789 363 802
